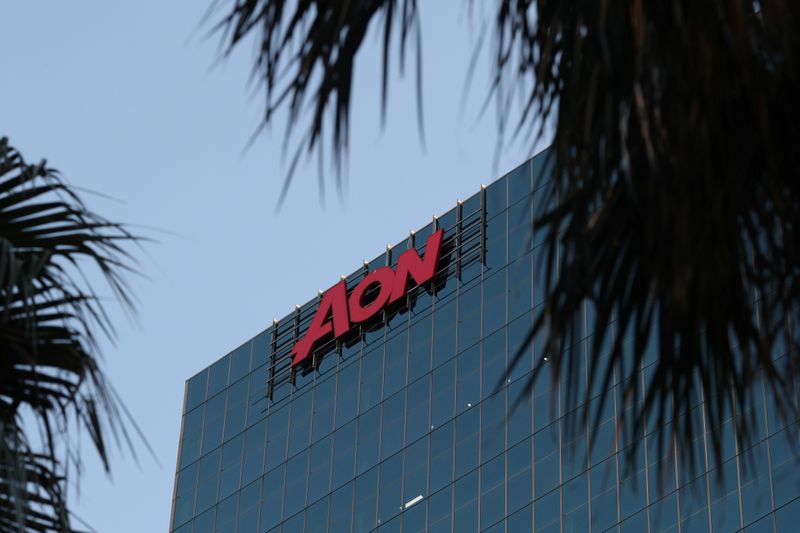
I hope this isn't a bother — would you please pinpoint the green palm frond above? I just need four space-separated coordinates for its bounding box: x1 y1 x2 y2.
0 137 140 532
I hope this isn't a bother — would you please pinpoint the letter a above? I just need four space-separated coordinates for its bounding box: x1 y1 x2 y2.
292 281 350 367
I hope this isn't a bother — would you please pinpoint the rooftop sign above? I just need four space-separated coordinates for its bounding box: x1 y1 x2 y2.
291 229 444 367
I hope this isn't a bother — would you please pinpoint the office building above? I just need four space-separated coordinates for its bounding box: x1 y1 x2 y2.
169 149 800 532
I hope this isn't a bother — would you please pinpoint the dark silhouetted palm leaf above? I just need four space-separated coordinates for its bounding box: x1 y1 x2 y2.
214 0 800 480
0 138 139 532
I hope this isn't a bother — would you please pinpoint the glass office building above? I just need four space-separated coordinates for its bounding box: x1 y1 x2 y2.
169 149 800 533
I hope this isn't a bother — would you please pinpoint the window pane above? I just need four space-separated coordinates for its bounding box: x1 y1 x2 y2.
229 342 251 384
332 420 357 489
335 361 359 429
265 406 289 471
207 356 230 398
186 371 208 412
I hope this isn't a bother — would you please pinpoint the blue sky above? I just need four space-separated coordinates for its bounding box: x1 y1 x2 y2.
0 2 544 531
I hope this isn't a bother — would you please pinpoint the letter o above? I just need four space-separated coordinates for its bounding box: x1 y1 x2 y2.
349 267 395 323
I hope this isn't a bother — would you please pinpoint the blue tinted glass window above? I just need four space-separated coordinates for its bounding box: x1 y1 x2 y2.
776 498 800 532
481 389 506 460
241 419 266 488
307 435 333 504
453 470 478 532
193 507 215 533
356 405 381 474
217 434 243 500
186 371 208 412
431 359 455 428
281 511 304 533
214 493 237 533
508 378 532 446
508 159 532 201
223 378 248 440
485 212 507 271
508 252 532 320
535 489 559 532
201 392 226 454
305 497 328 533
195 448 221 514
480 454 505 529
508 311 533 381
328 482 353 533
482 270 506 336
265 406 289 471
456 345 480 415
246 364 269 427
591 457 618 532
508 218 533 262
405 376 430 444
331 420 356 489
311 376 335 443
229 342 251 384
534 423 559 498
679 473 709 531
378 452 403 524
438 207 457 235
563 472 589 532
260 465 285 531
173 462 198 527
359 346 384 413
481 328 506 401
288 390 312 456
173 522 192 533
381 391 405 460
383 332 407 399
237 480 260 532
429 421 454 492
462 193 480 219
508 503 533 533
335 361 359 429
407 315 432 382
283 450 309 518
507 437 533 515
770 424 800 507
251 329 271 369
402 501 426 533
508 187 532 229
741 441 772 524
455 407 479 477
402 436 428 503
432 300 456 366
353 468 378 532
180 404 205 469
207 356 230 398
428 486 452 533
457 286 481 350
485 175 507 218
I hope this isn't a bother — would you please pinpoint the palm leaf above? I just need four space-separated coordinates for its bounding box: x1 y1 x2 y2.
0 137 141 532
214 0 800 481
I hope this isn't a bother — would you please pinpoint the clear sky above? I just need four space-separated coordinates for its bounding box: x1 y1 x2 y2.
0 2 544 531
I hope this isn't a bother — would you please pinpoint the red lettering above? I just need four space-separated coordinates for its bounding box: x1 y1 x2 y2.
390 229 444 304
291 281 349 367
292 229 445 367
348 267 395 323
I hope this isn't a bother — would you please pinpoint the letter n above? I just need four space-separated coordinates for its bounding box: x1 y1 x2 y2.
389 229 444 304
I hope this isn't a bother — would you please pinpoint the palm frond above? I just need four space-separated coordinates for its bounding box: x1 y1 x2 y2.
496 0 800 477
216 0 800 482
212 0 423 203
0 137 140 532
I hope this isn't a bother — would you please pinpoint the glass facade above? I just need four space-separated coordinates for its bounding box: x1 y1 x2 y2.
169 149 800 533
